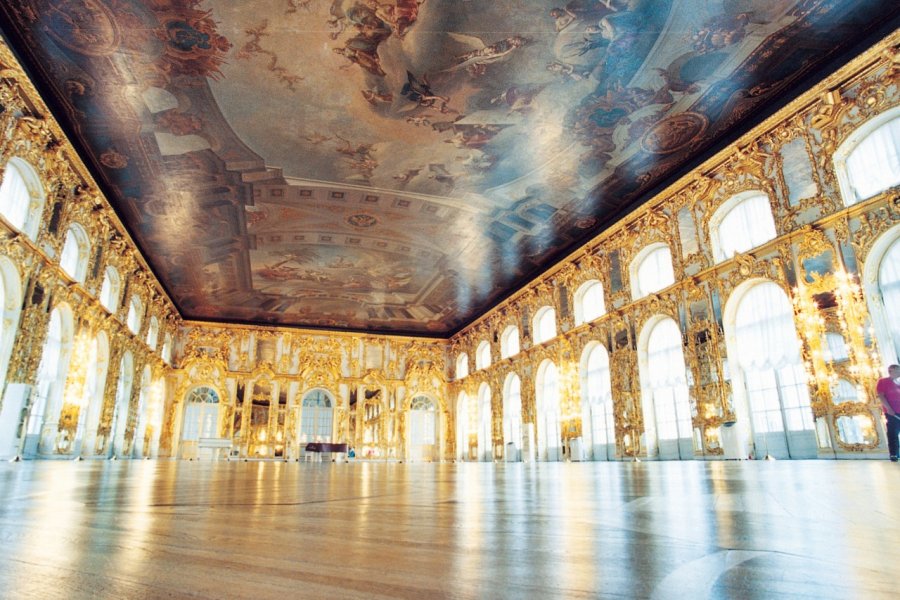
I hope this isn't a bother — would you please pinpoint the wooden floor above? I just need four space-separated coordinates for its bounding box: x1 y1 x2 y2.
0 459 897 599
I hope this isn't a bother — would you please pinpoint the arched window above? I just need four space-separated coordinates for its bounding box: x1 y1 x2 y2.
502 373 522 462
146 316 160 350
710 192 777 262
726 281 816 459
181 386 220 445
475 341 491 370
0 257 22 396
0 158 44 240
455 353 469 380
29 305 74 457
126 296 143 335
132 366 153 458
99 266 120 313
500 325 520 359
574 280 606 325
477 383 491 461
631 244 674 300
824 332 849 363
877 236 900 360
79 332 109 458
408 396 438 462
300 389 334 443
536 360 561 461
59 223 91 283
583 344 615 460
834 110 900 205
161 333 173 365
456 392 470 461
533 306 556 344
111 352 134 457
641 318 694 460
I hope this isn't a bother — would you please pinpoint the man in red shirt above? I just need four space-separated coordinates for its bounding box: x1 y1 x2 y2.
877 364 900 462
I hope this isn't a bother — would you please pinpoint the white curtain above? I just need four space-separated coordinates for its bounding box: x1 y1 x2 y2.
535 307 557 343
831 379 862 404
59 230 81 280
501 326 519 358
0 162 29 231
578 281 606 324
845 117 900 203
733 282 801 371
646 319 687 387
456 354 469 379
586 346 614 445
476 342 491 370
824 332 849 362
716 194 777 261
636 246 674 298
879 237 900 360
503 376 521 447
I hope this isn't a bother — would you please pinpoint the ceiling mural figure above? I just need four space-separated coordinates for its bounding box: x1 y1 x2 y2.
0 0 897 334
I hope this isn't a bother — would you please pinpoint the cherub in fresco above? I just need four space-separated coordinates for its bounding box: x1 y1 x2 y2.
367 0 425 39
285 0 313 14
361 89 394 105
689 12 752 54
445 34 530 75
392 167 422 187
489 85 547 116
427 163 457 190
334 37 387 77
405 116 430 127
334 135 376 162
550 7 578 32
304 132 333 145
546 61 589 81
257 264 303 282
443 124 506 150
400 71 454 113
456 152 493 172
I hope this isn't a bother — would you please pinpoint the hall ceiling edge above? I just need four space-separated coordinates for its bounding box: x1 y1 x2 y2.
1 0 898 336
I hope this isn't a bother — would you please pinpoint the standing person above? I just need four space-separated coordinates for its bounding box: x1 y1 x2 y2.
877 364 900 462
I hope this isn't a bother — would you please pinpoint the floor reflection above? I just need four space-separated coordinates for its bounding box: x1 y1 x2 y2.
0 460 897 599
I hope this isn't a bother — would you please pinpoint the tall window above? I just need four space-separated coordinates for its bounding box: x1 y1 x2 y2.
161 333 173 365
729 281 815 459
536 360 561 461
409 396 436 447
533 306 556 344
300 390 334 442
0 158 44 240
456 392 470 461
574 280 605 325
126 296 143 335
59 223 90 283
711 193 777 262
643 318 693 459
146 316 160 350
99 266 120 313
584 344 615 460
632 244 674 300
500 325 520 359
477 383 491 461
475 341 491 370
455 353 469 379
503 373 522 461
30 308 66 437
835 111 900 205
182 386 220 441
878 236 900 360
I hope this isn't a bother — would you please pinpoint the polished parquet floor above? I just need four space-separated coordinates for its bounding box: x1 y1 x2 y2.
0 459 897 599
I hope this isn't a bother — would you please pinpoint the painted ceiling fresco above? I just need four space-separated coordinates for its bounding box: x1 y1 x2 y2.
1 1 898 334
